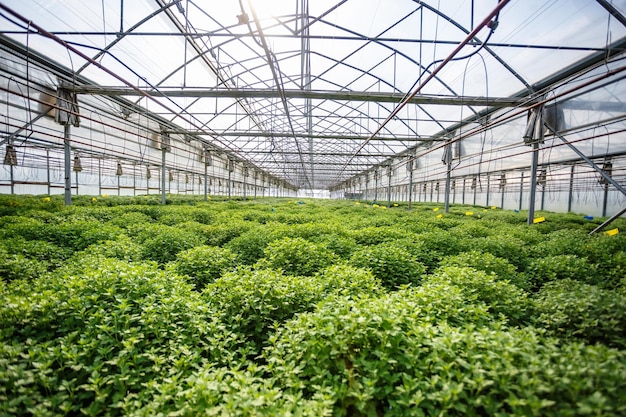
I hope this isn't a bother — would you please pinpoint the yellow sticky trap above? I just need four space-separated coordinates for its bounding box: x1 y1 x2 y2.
483 209 488 212
355 202 360 206
43 197 51 202
491 206 496 210
381 206 387 210
477 215 481 219
436 214 443 219
533 217 545 224
465 211 474 216
91 197 97 203
604 228 619 236
433 207 439 211
372 204 379 208
393 203 399 207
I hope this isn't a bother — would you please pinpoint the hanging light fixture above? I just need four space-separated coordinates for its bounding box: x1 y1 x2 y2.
3 145 17 166
116 162 123 176
169 171 174 182
146 167 151 179
73 154 83 172
185 174 189 184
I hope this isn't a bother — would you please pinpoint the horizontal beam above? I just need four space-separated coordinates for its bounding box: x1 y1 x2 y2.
71 85 532 107
171 129 430 142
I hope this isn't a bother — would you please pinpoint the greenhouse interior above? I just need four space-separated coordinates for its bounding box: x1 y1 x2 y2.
1 1 626 222
4 1 626 415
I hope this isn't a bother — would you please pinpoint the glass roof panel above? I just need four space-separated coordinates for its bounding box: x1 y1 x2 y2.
1 0 624 189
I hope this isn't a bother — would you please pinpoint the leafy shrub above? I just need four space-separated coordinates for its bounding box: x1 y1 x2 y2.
476 234 529 270
533 279 626 348
350 242 426 288
264 295 626 416
255 237 338 276
0 215 46 241
315 264 383 297
439 250 527 289
168 245 237 290
200 220 253 246
138 224 205 264
0 259 239 416
529 228 589 258
203 267 328 353
81 235 145 262
525 254 596 291
106 211 153 228
133 366 333 416
310 233 358 259
225 227 275 265
1 236 71 268
0 247 49 282
349 226 415 246
427 266 533 326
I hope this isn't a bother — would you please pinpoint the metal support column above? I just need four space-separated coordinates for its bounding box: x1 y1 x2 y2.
228 167 232 200
46 148 51 195
204 163 208 201
567 164 575 212
444 157 452 213
64 124 72 205
602 183 609 217
547 124 626 232
443 166 452 213
386 165 392 208
374 172 379 202
527 142 540 225
518 171 524 211
408 165 414 210
161 146 166 204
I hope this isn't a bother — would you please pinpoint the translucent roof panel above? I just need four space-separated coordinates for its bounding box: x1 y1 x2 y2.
1 0 625 189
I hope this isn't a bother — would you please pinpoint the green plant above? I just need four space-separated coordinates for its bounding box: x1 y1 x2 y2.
0 247 49 282
350 242 426 288
0 259 240 416
225 227 275 265
138 224 205 264
315 264 383 297
132 366 334 416
202 267 328 354
476 234 529 270
427 266 534 327
168 245 237 290
525 254 597 291
439 250 527 289
255 237 338 276
264 294 626 416
533 279 626 348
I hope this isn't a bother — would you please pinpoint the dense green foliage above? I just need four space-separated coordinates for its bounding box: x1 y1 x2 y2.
1 194 625 416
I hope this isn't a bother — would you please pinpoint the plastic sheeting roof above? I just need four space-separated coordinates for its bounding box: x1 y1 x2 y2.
1 0 625 190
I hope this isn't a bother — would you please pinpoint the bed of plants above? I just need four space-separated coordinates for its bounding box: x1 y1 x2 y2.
1 194 625 416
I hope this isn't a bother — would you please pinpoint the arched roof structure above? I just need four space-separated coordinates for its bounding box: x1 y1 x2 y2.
1 0 625 204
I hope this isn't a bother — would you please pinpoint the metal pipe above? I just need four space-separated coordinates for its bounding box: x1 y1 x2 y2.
444 161 451 213
408 169 413 210
204 163 208 201
64 124 71 205
567 164 575 212
527 142 539 225
519 171 524 211
386 167 392 208
547 124 626 197
589 206 626 235
161 146 166 204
